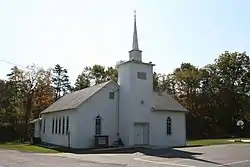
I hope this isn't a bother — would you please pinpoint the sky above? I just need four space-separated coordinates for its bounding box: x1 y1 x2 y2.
0 0 250 83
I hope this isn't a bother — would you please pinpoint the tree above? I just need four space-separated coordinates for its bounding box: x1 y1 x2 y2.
4 65 55 139
211 51 250 135
105 67 118 83
5 66 26 124
90 65 107 85
52 64 71 100
74 65 118 90
0 79 6 106
158 74 177 96
163 52 250 139
0 79 8 124
32 69 54 118
153 72 160 91
74 66 91 91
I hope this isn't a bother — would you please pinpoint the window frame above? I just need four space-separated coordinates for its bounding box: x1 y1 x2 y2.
137 72 147 80
109 92 114 99
52 117 54 134
62 116 65 134
55 117 58 134
66 116 69 133
59 117 61 134
166 117 172 135
95 115 102 135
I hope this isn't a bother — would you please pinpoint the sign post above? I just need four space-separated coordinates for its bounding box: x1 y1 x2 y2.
66 131 71 148
236 120 244 142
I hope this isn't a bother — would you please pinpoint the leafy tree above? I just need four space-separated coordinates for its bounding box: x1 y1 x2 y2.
3 65 55 138
22 65 43 126
0 79 8 124
212 51 250 135
105 67 118 83
0 79 6 105
52 64 71 100
33 69 54 118
158 74 177 96
153 72 160 91
5 66 26 123
90 65 107 85
74 66 91 91
74 65 118 90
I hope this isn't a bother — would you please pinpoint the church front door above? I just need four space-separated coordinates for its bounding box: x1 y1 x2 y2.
134 123 149 145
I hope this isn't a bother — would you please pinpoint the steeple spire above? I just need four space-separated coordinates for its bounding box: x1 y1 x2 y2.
132 10 139 50
129 10 142 62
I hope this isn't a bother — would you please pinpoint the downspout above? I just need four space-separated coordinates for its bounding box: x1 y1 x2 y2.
185 112 187 146
116 88 120 139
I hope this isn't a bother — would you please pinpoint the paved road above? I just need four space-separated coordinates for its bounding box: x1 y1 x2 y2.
0 144 250 167
0 150 125 167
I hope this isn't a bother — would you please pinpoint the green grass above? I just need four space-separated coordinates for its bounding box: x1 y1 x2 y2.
187 138 250 147
0 143 59 153
1 138 249 153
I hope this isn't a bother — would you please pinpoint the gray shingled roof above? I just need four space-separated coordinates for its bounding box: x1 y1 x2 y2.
152 92 188 112
41 80 187 114
41 80 113 114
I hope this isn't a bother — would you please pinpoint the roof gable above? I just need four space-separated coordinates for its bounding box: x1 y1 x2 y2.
41 80 117 114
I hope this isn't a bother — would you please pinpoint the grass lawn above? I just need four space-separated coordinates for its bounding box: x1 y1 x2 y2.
187 138 250 147
0 143 59 153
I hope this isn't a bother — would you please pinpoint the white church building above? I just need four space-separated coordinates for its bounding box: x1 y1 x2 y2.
31 13 188 149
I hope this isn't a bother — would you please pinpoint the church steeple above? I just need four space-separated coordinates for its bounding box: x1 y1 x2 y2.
132 11 139 50
129 10 142 62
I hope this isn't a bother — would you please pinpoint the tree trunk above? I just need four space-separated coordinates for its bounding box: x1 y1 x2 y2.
24 93 33 140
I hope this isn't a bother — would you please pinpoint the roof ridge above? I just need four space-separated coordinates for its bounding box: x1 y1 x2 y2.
77 80 112 102
71 80 112 94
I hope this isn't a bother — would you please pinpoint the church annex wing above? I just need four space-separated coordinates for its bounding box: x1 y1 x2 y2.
152 91 188 112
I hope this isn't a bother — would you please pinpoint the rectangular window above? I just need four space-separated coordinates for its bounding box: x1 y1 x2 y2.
109 92 114 99
59 117 61 134
66 116 69 133
43 118 46 133
52 117 54 134
137 72 147 80
62 117 65 134
55 117 58 134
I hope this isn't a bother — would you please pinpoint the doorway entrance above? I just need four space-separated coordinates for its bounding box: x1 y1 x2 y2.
134 123 149 145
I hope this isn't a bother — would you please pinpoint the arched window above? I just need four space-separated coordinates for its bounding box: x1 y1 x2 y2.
95 115 102 135
166 117 172 135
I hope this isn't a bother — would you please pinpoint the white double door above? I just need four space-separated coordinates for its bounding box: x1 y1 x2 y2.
134 123 149 145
